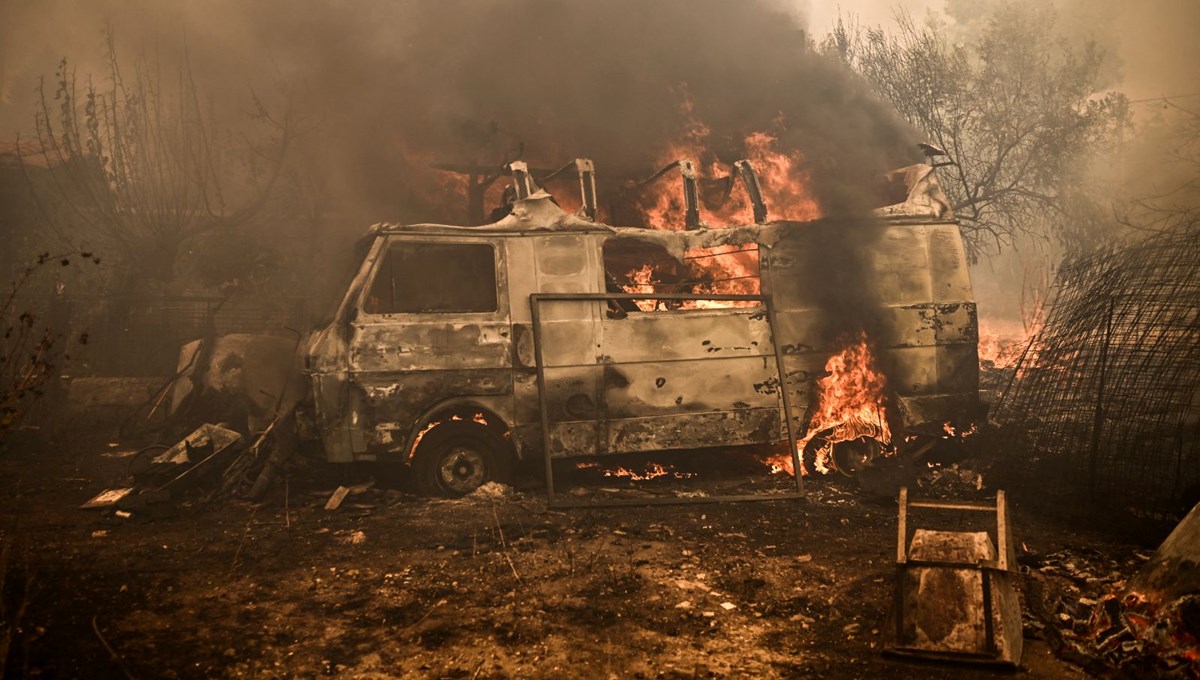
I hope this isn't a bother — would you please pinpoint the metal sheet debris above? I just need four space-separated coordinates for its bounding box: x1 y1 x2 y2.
80 487 134 510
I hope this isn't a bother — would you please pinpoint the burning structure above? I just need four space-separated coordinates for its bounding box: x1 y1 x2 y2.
299 156 982 497
996 221 1200 516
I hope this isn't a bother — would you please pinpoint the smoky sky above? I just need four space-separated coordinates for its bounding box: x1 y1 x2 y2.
0 0 920 223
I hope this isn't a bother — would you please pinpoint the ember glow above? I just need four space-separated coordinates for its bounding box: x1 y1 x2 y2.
942 421 979 438
770 333 892 476
1083 590 1200 670
407 412 490 461
604 463 695 481
619 246 761 311
573 461 695 481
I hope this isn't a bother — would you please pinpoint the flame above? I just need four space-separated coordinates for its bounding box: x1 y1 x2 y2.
407 412 490 461
682 245 761 309
977 318 1039 369
636 101 821 230
941 421 979 439
739 131 821 222
622 264 664 312
618 246 762 311
604 463 694 481
769 332 892 476
573 461 695 480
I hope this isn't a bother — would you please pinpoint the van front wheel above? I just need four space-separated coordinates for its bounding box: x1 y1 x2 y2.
413 421 510 497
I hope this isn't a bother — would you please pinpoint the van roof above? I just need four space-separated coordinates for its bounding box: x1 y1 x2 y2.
368 164 956 239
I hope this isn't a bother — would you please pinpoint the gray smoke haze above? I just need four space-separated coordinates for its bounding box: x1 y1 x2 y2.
1 0 920 225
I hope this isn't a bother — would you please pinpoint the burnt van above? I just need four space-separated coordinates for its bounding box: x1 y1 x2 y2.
300 162 981 496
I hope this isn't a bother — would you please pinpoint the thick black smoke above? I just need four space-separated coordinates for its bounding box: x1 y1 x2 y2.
2 0 920 223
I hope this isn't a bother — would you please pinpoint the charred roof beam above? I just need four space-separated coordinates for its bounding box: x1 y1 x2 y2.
634 159 701 229
506 160 539 199
538 158 599 221
733 159 769 224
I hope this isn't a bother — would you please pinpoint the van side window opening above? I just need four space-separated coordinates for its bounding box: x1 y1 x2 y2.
602 238 761 312
364 242 498 314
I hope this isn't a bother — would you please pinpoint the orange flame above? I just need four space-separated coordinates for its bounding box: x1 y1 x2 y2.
977 318 1040 369
636 103 821 229
738 131 821 222
574 461 695 480
770 333 892 476
604 463 695 481
622 264 663 312
682 245 761 309
618 247 762 311
407 412 490 461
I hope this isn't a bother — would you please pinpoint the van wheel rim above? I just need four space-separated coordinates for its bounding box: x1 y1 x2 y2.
438 446 487 494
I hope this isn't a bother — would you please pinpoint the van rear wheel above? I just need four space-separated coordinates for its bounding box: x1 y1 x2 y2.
413 421 509 497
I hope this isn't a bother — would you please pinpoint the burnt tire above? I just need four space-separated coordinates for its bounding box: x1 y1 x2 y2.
413 421 511 497
830 437 882 477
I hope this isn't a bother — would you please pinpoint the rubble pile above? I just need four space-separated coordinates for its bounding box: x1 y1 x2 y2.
80 421 293 516
914 461 988 497
1023 545 1200 675
1086 592 1200 674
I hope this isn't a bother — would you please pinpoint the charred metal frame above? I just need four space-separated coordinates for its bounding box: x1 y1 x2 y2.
507 161 538 199
634 160 702 228
890 488 1018 665
535 158 600 221
530 291 804 508
575 158 598 221
732 160 769 224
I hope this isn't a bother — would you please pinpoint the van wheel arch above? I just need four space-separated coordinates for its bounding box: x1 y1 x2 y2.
405 403 516 497
411 419 513 497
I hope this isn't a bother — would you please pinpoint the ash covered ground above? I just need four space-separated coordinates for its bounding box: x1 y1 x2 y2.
0 413 1159 679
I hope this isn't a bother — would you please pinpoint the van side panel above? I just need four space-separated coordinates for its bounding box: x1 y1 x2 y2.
763 221 980 435
345 235 515 457
533 306 784 457
507 234 605 457
598 310 783 454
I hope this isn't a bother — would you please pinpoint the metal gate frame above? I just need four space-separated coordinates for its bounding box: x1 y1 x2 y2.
530 292 804 508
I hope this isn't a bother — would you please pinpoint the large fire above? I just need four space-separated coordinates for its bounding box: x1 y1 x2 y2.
770 332 893 476
636 119 822 230
614 102 820 310
619 244 761 312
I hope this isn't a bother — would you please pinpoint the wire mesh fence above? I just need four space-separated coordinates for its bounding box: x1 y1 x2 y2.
994 224 1200 515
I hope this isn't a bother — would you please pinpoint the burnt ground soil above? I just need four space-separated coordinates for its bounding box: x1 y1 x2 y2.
0 416 1172 679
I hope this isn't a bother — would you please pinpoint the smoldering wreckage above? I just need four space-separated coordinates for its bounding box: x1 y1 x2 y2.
57 152 1200 677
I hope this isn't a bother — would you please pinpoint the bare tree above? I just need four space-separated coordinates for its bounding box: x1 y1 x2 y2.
21 33 291 290
825 6 1129 260
1117 101 1200 236
0 251 97 440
